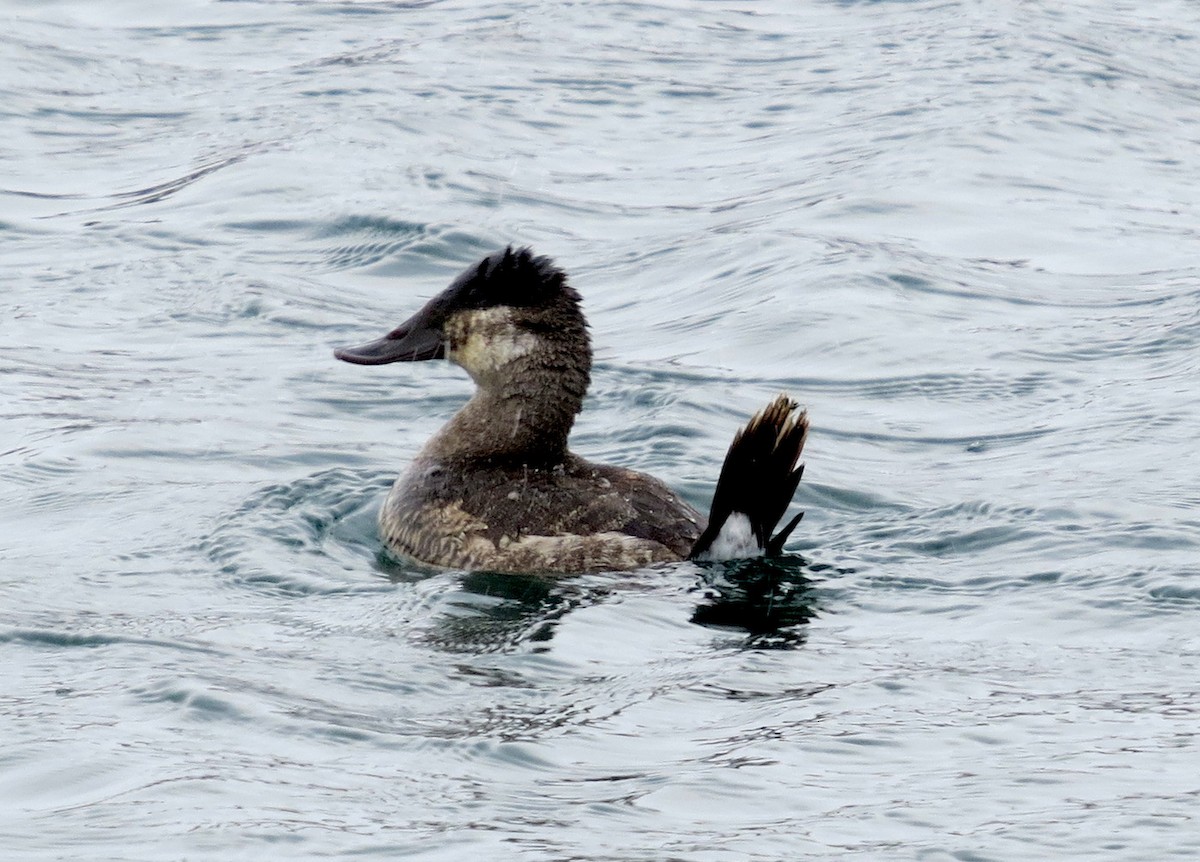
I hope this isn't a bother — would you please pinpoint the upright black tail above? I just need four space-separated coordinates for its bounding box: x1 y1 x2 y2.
688 395 809 561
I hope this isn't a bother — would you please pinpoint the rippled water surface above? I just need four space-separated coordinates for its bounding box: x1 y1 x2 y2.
4 1 1200 859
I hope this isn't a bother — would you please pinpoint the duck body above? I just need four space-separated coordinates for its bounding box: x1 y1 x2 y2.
381 453 702 573
335 247 807 575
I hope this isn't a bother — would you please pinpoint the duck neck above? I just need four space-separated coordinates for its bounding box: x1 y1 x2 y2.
424 363 590 466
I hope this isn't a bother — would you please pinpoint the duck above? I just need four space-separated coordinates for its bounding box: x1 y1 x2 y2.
334 246 809 575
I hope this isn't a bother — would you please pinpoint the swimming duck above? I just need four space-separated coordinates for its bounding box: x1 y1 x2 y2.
335 246 808 575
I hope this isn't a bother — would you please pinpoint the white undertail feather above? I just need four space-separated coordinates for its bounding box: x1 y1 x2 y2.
696 512 758 561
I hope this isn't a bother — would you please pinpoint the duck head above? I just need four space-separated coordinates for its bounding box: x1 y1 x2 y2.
335 246 591 396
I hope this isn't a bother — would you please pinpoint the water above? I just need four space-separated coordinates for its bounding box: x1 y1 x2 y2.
3 0 1199 858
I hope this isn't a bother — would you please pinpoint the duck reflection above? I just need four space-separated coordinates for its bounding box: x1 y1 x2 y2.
383 556 821 653
689 555 819 649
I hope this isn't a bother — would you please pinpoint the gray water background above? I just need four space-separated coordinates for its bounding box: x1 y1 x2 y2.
3 0 1200 859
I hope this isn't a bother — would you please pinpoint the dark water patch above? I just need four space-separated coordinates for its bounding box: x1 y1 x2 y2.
319 218 433 271
131 679 251 722
890 524 1036 558
1146 582 1200 607
1102 522 1200 552
225 217 315 235
36 148 263 219
311 214 429 240
0 627 219 655
887 271 1062 310
1 187 89 201
32 106 190 124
